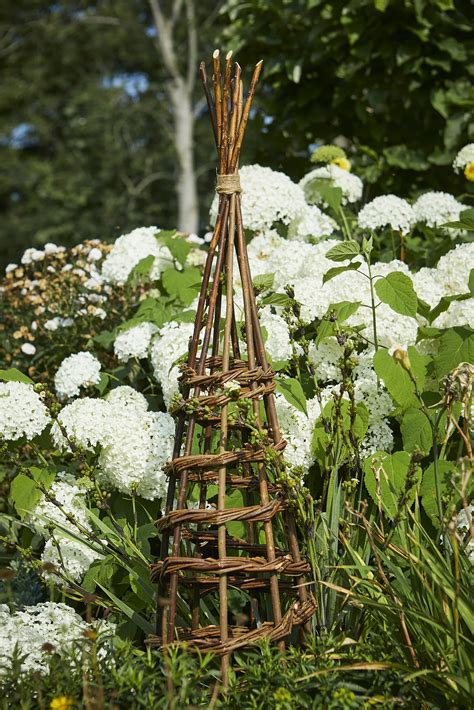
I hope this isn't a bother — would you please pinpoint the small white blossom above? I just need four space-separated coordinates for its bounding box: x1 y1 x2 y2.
287 204 336 242
44 317 74 331
20 343 36 355
21 248 45 265
54 352 102 400
357 195 416 234
5 263 18 273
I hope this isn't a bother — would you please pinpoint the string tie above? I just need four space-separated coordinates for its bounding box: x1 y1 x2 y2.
215 174 242 194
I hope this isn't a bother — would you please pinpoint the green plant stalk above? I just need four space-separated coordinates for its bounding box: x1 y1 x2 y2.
365 255 379 352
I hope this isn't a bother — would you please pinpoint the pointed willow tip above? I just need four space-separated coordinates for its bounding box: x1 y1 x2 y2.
213 49 220 59
226 50 233 60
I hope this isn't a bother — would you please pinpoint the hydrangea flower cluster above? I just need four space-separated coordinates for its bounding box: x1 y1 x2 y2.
413 191 464 230
0 381 50 440
32 472 91 536
357 195 416 234
41 537 102 584
0 603 112 675
101 226 173 284
300 164 363 205
114 321 158 362
210 165 307 233
150 321 194 407
275 395 322 470
54 351 102 400
287 204 336 242
55 387 175 499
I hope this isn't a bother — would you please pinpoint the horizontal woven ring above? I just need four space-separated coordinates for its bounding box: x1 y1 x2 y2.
164 441 286 476
154 555 311 579
180 363 275 390
155 498 285 531
177 576 296 591
172 381 276 415
183 471 281 492
181 529 287 555
146 598 316 655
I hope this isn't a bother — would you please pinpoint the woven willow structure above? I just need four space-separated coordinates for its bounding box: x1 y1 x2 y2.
149 50 315 679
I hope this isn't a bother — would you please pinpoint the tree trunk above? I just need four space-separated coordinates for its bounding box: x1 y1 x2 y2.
170 80 198 234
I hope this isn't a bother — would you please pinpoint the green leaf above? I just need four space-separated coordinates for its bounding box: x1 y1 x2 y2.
260 292 292 307
401 408 432 453
0 368 34 385
443 208 474 232
364 451 421 519
94 373 109 395
158 231 191 268
375 272 418 318
276 377 307 415
325 240 360 262
126 255 155 287
427 292 471 324
253 273 275 291
432 328 474 378
95 581 154 635
10 467 56 519
374 0 390 10
420 460 459 522
469 269 474 294
383 145 429 171
316 301 361 345
162 267 201 306
317 183 343 212
322 260 362 284
312 400 369 465
373 347 426 410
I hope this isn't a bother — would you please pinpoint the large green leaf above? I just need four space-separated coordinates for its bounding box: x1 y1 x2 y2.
432 328 474 378
10 467 56 519
162 267 201 306
375 272 418 318
322 261 362 285
325 240 360 262
400 407 432 453
373 347 426 410
158 231 191 268
420 460 460 522
0 369 34 385
364 451 421 519
276 377 308 415
126 255 155 287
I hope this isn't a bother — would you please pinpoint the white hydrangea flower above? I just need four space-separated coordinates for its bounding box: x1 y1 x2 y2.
55 388 174 500
0 602 113 676
99 408 174 499
101 226 173 284
275 394 321 471
42 536 102 583
5 263 18 273
210 165 307 233
54 352 102 400
20 343 36 356
44 317 74 331
31 472 91 536
114 322 158 362
259 308 293 363
53 397 111 450
287 204 336 242
432 298 474 329
0 381 50 441
21 248 45 265
413 191 465 230
357 195 416 234
299 164 363 205
412 267 445 308
453 143 474 172
150 321 194 407
435 242 474 295
105 386 149 414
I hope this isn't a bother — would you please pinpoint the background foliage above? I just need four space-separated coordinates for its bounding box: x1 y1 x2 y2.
1 0 473 267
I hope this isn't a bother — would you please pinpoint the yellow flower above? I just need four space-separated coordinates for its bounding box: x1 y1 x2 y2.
50 697 74 710
331 156 351 172
464 162 474 181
